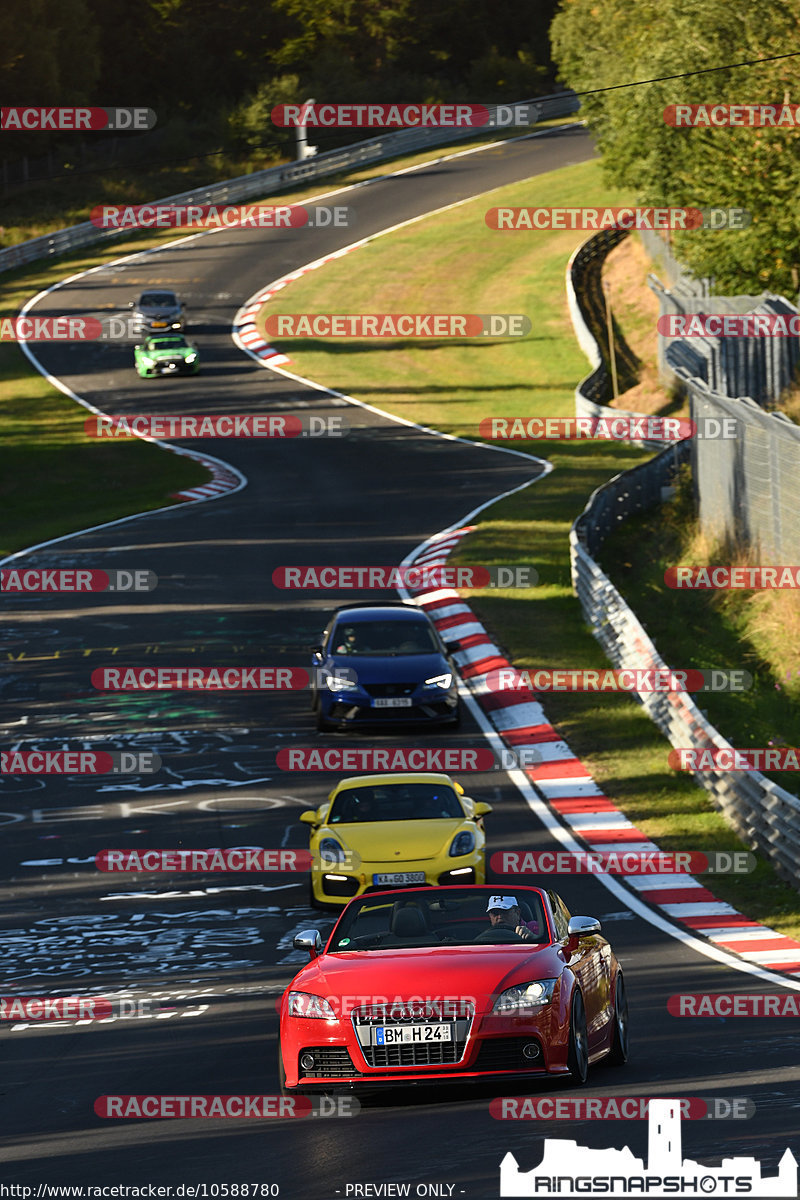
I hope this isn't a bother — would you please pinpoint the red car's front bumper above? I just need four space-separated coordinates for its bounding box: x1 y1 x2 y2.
280 1007 570 1090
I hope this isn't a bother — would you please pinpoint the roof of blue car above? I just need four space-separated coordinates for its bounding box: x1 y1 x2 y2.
333 605 430 623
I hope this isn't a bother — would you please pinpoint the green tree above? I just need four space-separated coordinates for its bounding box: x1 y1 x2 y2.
550 0 800 294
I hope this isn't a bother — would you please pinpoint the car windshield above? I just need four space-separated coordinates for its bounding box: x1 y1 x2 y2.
140 293 177 307
329 887 549 950
330 619 439 656
149 338 187 350
328 783 463 824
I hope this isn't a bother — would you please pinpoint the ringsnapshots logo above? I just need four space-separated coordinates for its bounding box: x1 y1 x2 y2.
271 564 538 589
483 666 753 693
2 749 160 774
485 207 750 231
1 107 156 131
664 103 800 127
1 567 156 592
666 565 800 588
499 1099 797 1198
84 415 347 438
90 204 353 230
490 849 756 875
263 314 530 338
271 102 539 128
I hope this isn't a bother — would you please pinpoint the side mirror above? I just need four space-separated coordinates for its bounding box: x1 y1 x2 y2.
299 810 319 827
445 640 461 653
311 646 324 663
293 929 323 959
567 916 601 939
127 300 135 308
473 802 493 817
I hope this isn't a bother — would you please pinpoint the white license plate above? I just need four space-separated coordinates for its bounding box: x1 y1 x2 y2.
375 1024 452 1045
372 697 412 708
373 872 425 885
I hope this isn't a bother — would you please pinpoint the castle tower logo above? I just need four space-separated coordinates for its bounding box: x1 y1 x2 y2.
500 1099 797 1197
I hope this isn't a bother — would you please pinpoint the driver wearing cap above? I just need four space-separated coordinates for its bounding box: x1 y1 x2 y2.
486 894 538 942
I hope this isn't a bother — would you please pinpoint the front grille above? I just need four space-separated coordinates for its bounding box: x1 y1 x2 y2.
367 1041 461 1068
299 1046 361 1079
363 682 415 698
473 1037 544 1071
352 1001 473 1069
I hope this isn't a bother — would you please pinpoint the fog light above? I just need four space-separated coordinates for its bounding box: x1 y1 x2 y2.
522 1043 541 1060
300 1052 316 1072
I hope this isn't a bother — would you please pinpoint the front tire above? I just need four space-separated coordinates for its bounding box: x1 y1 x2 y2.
567 990 589 1085
606 973 629 1065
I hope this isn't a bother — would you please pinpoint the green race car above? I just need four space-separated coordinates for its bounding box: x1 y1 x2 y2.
134 334 199 378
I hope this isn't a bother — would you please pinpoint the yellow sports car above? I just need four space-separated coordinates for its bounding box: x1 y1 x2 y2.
300 773 492 907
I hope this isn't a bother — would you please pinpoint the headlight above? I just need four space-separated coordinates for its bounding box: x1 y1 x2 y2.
493 979 558 1012
325 673 358 692
424 672 452 689
185 353 197 363
319 837 346 864
287 991 337 1020
449 830 475 857
139 356 154 366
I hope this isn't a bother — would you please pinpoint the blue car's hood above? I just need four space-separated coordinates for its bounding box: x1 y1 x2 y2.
326 652 448 684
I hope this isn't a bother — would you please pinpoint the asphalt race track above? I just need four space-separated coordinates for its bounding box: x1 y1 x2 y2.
2 127 798 1197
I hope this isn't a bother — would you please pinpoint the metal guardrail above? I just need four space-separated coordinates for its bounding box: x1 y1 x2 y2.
568 230 800 889
566 227 676 450
0 91 580 276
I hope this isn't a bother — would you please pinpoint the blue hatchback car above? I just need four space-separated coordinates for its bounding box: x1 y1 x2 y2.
311 602 461 731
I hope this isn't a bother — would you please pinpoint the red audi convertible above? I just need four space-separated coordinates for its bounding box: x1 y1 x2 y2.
278 884 628 1092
